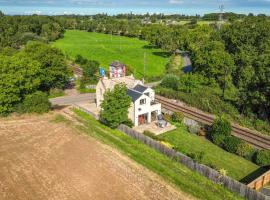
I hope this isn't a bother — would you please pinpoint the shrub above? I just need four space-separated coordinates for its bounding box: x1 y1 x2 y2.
218 168 227 176
163 114 172 122
160 141 175 149
75 54 87 64
160 74 179 91
210 116 232 146
172 112 184 123
223 136 242 153
187 151 205 162
211 117 232 137
255 150 270 166
236 142 254 157
212 133 226 146
123 119 134 128
17 91 51 114
143 130 161 141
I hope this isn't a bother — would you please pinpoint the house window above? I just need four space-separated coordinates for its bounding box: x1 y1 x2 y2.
140 98 146 105
144 92 150 97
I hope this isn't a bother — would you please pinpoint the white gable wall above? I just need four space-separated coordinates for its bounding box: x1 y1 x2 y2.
143 87 155 102
133 94 152 126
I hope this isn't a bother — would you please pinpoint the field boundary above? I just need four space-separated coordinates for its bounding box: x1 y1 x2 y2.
118 124 269 200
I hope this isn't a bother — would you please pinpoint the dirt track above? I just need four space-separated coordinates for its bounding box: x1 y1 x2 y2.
0 113 193 200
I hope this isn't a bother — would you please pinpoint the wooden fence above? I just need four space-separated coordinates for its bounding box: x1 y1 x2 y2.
118 124 270 200
248 170 270 191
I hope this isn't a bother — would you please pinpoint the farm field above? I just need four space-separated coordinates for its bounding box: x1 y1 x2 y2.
53 30 170 78
158 125 260 181
0 113 191 200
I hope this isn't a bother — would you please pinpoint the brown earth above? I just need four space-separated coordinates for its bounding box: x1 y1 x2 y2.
0 113 194 200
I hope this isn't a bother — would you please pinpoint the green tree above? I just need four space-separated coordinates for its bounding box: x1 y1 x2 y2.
0 53 41 115
193 41 235 98
23 42 71 91
210 116 232 146
16 91 51 114
160 74 179 90
100 84 131 128
82 60 100 83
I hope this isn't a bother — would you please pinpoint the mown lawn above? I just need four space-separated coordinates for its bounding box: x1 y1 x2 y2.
73 109 243 200
158 125 259 181
53 30 170 78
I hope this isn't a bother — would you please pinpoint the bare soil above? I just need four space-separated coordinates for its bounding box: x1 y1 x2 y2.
0 113 194 200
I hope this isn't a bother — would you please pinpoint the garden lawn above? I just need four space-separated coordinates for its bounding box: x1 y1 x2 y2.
158 125 260 181
73 109 243 200
53 30 170 78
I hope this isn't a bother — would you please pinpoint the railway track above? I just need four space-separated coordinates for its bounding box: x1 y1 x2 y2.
156 95 270 150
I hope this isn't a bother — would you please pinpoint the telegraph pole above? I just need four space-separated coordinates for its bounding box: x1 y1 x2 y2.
218 4 224 30
143 52 147 84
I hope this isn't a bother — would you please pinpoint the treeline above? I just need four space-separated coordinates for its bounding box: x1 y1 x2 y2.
0 12 64 48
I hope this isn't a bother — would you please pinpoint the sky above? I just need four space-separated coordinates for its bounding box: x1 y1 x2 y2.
0 0 270 15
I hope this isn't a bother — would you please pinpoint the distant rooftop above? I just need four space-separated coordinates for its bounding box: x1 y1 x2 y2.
110 61 125 68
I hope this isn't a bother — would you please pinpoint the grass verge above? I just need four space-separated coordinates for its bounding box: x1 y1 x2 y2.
158 124 259 181
73 108 243 200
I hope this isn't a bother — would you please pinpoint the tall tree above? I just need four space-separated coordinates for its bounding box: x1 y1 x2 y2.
0 53 41 115
100 84 131 128
23 42 71 91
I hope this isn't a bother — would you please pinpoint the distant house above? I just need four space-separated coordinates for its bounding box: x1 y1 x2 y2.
109 61 126 78
96 63 161 127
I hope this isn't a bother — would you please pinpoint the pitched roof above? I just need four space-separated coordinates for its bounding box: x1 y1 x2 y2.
100 75 143 91
110 61 125 69
127 89 143 102
133 84 148 93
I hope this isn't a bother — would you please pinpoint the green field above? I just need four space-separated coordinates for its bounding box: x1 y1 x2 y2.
158 125 259 181
54 30 170 78
73 109 243 200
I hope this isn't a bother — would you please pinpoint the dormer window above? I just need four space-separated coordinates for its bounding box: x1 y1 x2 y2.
140 98 146 105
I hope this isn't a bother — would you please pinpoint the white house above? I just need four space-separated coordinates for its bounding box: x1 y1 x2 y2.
127 85 161 127
96 75 161 127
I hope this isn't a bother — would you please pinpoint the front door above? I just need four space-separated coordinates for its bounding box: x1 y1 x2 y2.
138 113 148 125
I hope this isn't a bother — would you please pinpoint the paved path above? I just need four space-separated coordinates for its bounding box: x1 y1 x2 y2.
182 52 193 73
50 93 95 106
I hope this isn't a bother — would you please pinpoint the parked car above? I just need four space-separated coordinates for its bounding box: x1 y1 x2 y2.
157 114 168 128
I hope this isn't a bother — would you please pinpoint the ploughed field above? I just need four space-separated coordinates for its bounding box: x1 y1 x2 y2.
53 30 169 78
0 113 190 200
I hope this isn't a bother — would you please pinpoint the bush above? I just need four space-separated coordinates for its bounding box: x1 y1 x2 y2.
210 116 232 146
218 168 227 176
17 91 51 114
212 133 226 146
123 119 134 128
187 151 205 162
163 113 172 122
211 117 232 137
223 136 242 153
143 130 161 141
236 142 254 157
255 150 270 166
75 54 87 64
172 112 184 123
160 74 179 91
